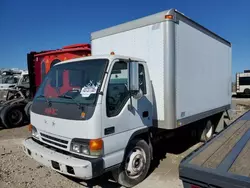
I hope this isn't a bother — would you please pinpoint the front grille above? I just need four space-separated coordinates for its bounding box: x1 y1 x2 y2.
41 138 67 149
40 133 68 149
40 133 68 144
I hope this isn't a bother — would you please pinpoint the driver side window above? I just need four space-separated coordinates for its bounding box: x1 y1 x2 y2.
106 61 129 117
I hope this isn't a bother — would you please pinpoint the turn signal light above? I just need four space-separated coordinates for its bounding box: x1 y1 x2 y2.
89 139 103 151
89 138 103 156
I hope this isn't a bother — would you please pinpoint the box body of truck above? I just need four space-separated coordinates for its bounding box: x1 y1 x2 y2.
179 110 250 188
91 9 232 129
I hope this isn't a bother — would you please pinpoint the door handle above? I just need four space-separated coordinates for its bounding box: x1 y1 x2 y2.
142 111 149 118
104 127 115 135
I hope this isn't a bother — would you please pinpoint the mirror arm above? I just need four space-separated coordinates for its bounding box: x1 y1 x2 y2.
128 59 133 110
128 91 133 111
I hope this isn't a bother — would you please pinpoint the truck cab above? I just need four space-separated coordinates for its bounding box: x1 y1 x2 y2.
24 54 153 187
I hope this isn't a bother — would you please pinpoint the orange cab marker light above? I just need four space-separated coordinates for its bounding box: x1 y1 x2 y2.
89 139 103 151
110 51 115 55
28 124 32 132
81 112 86 119
165 14 174 20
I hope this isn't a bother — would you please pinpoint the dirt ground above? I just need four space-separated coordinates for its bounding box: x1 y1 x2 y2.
0 97 250 188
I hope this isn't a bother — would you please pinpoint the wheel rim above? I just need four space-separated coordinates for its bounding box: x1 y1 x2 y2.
7 109 22 125
206 124 213 138
125 146 146 179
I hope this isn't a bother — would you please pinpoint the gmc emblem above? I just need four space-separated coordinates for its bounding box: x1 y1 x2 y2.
44 108 58 116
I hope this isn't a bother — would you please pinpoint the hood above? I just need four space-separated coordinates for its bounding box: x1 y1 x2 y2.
30 103 102 140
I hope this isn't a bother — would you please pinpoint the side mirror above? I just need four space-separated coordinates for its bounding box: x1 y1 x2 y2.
129 61 139 93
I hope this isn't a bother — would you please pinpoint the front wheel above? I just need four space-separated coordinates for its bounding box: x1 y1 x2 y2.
112 139 151 188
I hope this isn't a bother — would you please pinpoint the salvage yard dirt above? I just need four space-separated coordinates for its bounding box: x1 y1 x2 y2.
1 98 250 188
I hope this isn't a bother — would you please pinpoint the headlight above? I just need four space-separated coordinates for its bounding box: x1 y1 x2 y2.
70 138 103 157
71 141 90 155
29 124 39 140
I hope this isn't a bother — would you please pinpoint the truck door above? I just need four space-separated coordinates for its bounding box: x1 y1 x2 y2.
101 59 151 167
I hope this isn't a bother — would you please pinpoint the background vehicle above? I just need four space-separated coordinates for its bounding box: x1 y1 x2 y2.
27 43 91 98
179 110 250 188
236 70 250 97
23 8 232 187
0 69 23 90
0 44 91 128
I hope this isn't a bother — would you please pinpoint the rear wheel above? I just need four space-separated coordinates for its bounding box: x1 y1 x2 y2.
112 139 151 187
244 88 250 95
200 119 215 142
0 104 25 128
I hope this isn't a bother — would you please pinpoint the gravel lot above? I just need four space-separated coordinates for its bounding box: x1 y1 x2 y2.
0 98 250 188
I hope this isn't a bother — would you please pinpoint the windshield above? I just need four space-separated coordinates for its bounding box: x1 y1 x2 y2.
34 59 108 105
0 75 19 84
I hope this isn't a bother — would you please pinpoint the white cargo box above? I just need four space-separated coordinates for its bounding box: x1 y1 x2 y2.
91 9 232 129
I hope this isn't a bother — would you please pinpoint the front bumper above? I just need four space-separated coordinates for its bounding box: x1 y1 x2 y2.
22 137 104 180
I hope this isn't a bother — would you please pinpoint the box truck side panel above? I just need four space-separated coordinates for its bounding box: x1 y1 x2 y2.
92 22 165 121
175 20 231 124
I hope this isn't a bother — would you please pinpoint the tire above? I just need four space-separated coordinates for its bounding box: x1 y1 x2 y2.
200 119 215 142
112 139 151 188
0 104 26 128
244 88 250 95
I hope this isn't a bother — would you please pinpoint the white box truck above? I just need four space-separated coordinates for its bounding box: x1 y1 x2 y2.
23 8 232 187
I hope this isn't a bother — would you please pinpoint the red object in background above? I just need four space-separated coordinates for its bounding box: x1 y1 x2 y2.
27 43 91 98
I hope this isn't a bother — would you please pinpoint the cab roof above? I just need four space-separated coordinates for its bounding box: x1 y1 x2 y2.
55 54 146 66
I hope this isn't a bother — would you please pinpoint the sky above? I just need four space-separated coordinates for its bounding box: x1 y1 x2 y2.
0 0 250 79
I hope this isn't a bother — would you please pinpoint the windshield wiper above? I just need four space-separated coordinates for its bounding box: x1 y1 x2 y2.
58 94 83 109
36 94 51 106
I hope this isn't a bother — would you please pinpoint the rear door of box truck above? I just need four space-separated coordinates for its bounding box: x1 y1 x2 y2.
174 14 232 126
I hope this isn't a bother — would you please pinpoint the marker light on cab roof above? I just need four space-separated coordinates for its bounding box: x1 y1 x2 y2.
110 51 115 55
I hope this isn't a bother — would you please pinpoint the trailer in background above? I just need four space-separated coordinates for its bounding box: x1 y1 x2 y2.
0 44 91 128
236 70 250 97
27 44 91 99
